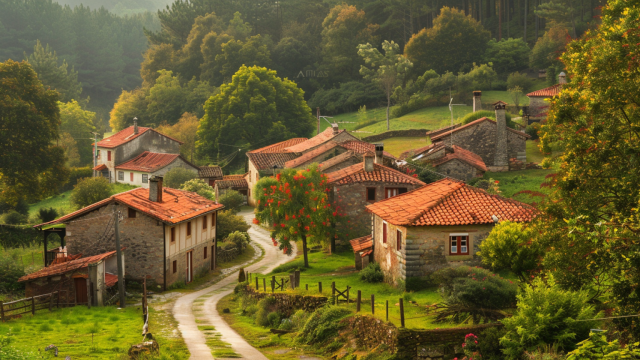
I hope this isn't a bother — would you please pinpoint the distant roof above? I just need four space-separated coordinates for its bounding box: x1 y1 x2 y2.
19 250 117 282
97 126 183 148
366 179 536 226
399 143 445 160
115 152 195 173
35 188 224 228
350 235 373 253
327 163 426 186
527 84 562 97
199 166 223 178
247 152 299 171
223 174 246 180
248 138 308 154
319 151 361 170
340 141 397 159
216 178 248 190
93 164 107 171
284 141 344 168
430 117 530 142
431 146 487 172
284 127 347 153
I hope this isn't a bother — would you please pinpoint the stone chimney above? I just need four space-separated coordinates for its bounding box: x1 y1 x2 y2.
558 72 567 84
331 123 339 136
149 176 163 202
374 144 384 165
133 117 138 135
473 91 482 112
493 103 508 169
363 152 374 172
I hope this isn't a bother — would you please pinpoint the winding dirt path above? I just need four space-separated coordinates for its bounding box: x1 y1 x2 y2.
173 208 296 359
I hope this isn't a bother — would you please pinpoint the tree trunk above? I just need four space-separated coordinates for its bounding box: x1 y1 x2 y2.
302 235 309 268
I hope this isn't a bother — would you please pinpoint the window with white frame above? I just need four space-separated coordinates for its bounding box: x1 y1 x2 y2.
142 174 148 183
118 171 124 181
449 233 469 255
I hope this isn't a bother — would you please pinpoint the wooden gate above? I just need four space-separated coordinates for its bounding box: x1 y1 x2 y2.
74 278 87 304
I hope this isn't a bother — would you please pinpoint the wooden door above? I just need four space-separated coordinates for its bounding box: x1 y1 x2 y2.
75 278 87 304
186 251 193 283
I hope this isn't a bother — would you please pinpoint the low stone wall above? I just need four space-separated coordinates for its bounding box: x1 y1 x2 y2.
217 246 240 263
344 315 398 353
243 286 328 316
361 129 429 142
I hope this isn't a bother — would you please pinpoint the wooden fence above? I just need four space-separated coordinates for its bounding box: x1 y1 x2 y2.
0 291 67 322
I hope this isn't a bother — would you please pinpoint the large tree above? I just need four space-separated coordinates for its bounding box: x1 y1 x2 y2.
59 100 96 165
196 65 314 159
156 112 199 161
0 60 68 204
404 7 490 75
25 40 83 103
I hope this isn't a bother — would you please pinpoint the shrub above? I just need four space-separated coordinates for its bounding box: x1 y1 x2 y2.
164 167 197 189
238 268 246 283
226 231 249 253
70 177 111 208
0 199 29 216
507 72 534 92
359 263 384 283
218 190 244 213
566 330 640 360
460 110 517 129
477 326 507 360
255 297 278 327
267 312 281 328
432 266 517 310
60 166 93 192
500 275 600 358
217 210 250 239
405 276 433 292
180 178 215 200
0 256 25 293
290 310 310 330
1 210 28 225
221 241 237 251
279 318 293 330
37 207 58 223
297 306 352 345
526 122 541 140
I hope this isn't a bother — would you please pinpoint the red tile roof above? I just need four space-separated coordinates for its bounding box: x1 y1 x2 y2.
340 141 397 159
366 179 535 226
284 127 350 153
115 152 191 172
223 174 246 180
248 138 308 154
105 273 119 287
35 188 224 227
199 166 223 178
19 251 117 282
527 84 562 97
350 235 373 253
284 142 344 168
431 146 487 172
97 126 183 148
430 117 530 142
216 178 248 189
319 151 360 170
93 164 107 171
247 152 299 170
327 163 426 186
399 143 445 160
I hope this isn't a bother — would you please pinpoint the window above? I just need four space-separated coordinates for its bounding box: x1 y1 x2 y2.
399 188 408 194
382 222 387 244
128 208 136 218
170 227 176 243
203 215 208 230
130 172 134 182
211 213 216 227
187 221 192 236
385 188 406 199
118 171 124 181
397 230 402 250
204 246 208 259
107 151 111 161
449 234 469 255
172 260 177 273
366 188 376 202
142 174 148 183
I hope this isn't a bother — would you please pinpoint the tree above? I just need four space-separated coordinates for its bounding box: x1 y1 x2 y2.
197 66 314 158
164 167 197 189
109 87 148 131
508 86 524 107
70 177 111 208
180 178 215 200
218 190 244 214
358 40 412 130
0 60 68 205
218 210 250 240
59 132 81 167
214 35 273 85
404 7 490 75
59 100 96 164
507 72 534 92
25 40 83 103
145 70 189 126
140 44 176 87
156 112 199 161
254 165 339 268
466 63 498 90
483 38 530 75
529 25 570 69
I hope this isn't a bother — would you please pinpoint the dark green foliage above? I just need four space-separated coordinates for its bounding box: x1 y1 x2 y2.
484 38 531 75
507 72 535 92
217 210 250 240
225 231 249 253
405 276 433 292
0 256 25 293
164 168 197 189
238 268 246 283
266 311 281 328
307 81 386 115
218 190 244 214
37 208 58 223
0 226 40 249
526 123 541 141
26 40 82 103
70 177 111 209
61 167 93 192
359 262 384 283
460 110 517 129
255 297 278 327
477 326 507 360
297 306 352 345
0 200 29 216
1 211 28 225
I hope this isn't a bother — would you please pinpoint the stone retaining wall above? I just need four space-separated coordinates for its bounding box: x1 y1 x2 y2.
425 125 459 139
243 286 328 316
361 129 429 142
344 315 398 353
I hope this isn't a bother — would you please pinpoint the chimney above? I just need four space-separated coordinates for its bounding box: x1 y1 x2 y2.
331 123 340 136
363 152 374 172
472 91 482 112
493 103 508 169
133 117 139 135
149 176 163 202
374 144 384 165
558 72 567 85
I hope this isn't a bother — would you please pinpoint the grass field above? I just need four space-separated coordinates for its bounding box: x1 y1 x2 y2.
380 137 431 157
482 168 554 204
526 140 544 163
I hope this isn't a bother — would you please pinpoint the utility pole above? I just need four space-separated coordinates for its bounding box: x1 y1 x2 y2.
91 132 99 177
113 203 126 308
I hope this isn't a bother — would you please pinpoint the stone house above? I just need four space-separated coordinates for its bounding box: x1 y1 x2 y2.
198 166 223 187
114 151 199 188
319 151 362 172
349 235 373 270
327 152 425 241
429 105 529 172
526 72 566 122
35 177 224 289
18 250 121 306
401 143 487 181
365 179 535 285
214 174 249 202
93 120 183 182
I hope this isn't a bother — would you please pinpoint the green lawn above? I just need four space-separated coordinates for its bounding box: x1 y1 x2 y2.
0 305 188 359
379 137 431 157
526 140 544 163
482 168 554 204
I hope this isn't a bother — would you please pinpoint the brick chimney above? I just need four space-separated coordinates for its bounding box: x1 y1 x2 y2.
331 123 339 136
473 91 482 112
133 117 138 135
149 176 163 202
374 144 384 165
493 103 508 169
363 152 374 172
558 72 567 84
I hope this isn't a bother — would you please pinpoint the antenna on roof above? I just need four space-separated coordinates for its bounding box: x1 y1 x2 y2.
319 116 334 126
448 88 466 148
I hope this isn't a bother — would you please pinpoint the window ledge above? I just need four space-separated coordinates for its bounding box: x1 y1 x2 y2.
446 254 473 261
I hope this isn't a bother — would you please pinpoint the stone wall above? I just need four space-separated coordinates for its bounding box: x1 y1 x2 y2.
362 129 429 142
434 159 481 182
528 96 549 119
426 125 459 139
243 286 328 316
345 315 398 353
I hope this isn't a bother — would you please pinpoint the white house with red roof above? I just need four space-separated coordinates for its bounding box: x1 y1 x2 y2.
365 178 535 285
115 151 199 188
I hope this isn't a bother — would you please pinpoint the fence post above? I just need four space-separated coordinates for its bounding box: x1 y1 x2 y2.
305 284 308 291
143 278 147 322
371 294 375 314
331 282 335 297
399 298 405 328
31 296 35 315
356 290 361 312
271 276 275 293
86 279 91 309
49 292 54 311
263 278 266 292
346 287 350 305
318 282 322 294
289 274 294 290
386 300 389 322
0 301 4 322
255 277 259 290
56 291 60 309
294 270 300 288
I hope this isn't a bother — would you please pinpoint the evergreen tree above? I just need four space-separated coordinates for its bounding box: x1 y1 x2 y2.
25 40 82 102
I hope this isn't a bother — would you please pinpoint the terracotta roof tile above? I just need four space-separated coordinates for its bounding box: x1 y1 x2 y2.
366 179 536 226
319 151 361 170
35 188 224 227
284 127 355 153
115 152 184 172
199 166 223 178
327 163 426 186
431 146 487 172
223 174 246 180
284 142 344 168
216 178 248 189
527 84 562 97
350 235 373 253
340 141 397 159
399 143 445 160
430 117 530 142
97 126 183 148
93 164 107 171
248 138 308 154
19 251 117 282
104 273 118 287
247 152 299 170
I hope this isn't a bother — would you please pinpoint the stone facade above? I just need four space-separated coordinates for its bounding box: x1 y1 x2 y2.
246 161 260 206
433 159 480 181
116 157 199 188
243 286 328 317
290 146 349 170
528 96 550 120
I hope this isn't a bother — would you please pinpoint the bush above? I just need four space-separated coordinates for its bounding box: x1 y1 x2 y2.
0 199 29 216
218 190 244 214
180 178 215 200
0 256 25 293
267 312 281 328
405 276 433 292
1 210 28 225
217 210 250 240
221 241 237 251
238 268 246 283
37 207 58 223
297 306 352 345
526 122 541 140
566 331 640 360
500 275 600 358
460 110 517 129
255 297 278 327
359 262 384 283
226 231 249 253
507 72 534 92
60 166 93 192
478 326 507 360
290 310 310 330
70 177 111 208
164 167 197 189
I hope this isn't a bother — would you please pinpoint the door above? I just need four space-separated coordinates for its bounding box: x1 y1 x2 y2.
75 278 87 304
186 251 193 283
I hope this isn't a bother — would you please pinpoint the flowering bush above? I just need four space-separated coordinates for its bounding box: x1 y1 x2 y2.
459 333 482 360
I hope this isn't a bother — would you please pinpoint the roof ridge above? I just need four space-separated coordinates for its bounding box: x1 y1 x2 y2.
407 180 466 224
